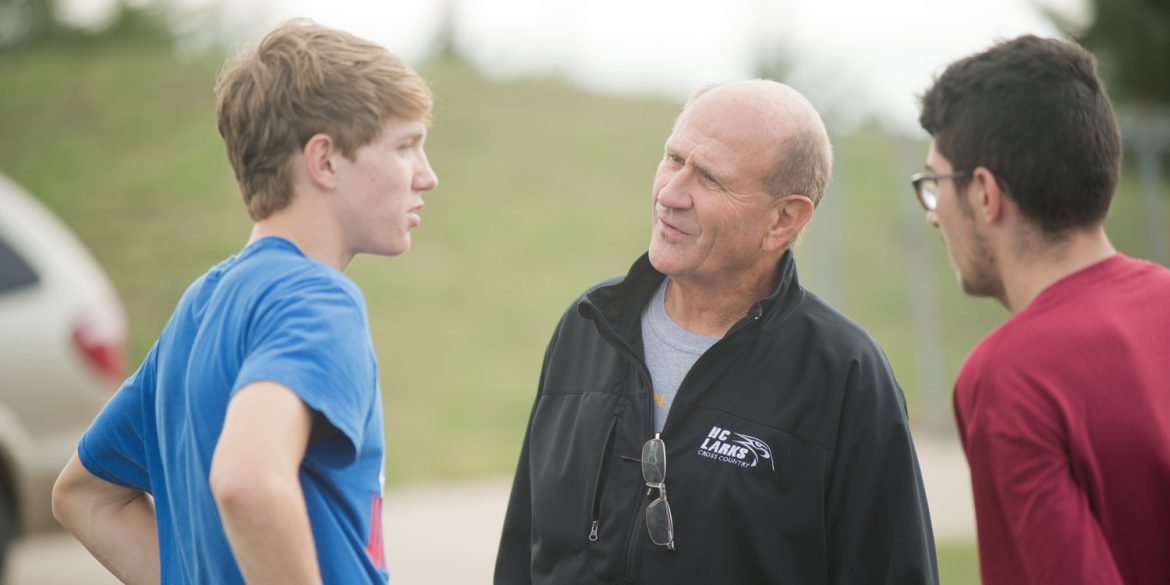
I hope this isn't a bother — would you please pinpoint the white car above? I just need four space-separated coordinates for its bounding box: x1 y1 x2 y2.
0 173 126 573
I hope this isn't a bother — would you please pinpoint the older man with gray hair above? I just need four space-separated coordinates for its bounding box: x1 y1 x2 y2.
495 80 938 584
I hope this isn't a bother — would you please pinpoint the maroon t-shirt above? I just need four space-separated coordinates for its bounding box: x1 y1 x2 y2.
955 254 1170 585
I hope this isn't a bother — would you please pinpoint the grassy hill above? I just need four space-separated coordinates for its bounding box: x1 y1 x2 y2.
0 33 678 482
4 30 1169 478
3 30 1168 583
4 30 1169 480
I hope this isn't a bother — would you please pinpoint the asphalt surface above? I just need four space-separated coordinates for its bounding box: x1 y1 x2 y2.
5 433 972 585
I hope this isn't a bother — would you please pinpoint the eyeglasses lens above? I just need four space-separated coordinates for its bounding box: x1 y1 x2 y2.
640 436 675 549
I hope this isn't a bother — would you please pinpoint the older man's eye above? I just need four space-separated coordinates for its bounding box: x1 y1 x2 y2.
699 170 721 187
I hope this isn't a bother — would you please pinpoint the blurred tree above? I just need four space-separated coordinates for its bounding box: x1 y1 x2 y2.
431 0 459 63
1049 0 1170 263
1059 0 1170 104
0 0 171 50
0 0 55 48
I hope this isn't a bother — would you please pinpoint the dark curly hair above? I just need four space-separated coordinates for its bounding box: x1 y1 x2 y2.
919 35 1122 237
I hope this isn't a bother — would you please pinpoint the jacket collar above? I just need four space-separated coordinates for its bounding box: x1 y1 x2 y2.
580 250 805 344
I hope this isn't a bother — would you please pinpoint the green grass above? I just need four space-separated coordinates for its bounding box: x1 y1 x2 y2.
938 540 980 584
8 31 1161 584
3 32 1168 492
0 36 674 482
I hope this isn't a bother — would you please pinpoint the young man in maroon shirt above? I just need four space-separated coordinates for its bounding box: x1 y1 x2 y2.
915 36 1170 585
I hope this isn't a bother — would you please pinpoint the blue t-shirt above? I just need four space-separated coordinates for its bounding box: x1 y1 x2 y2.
78 237 388 584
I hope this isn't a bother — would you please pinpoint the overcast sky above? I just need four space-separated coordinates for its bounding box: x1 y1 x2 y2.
60 0 1091 135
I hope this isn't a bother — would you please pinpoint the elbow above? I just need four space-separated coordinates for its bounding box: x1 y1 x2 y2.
50 455 152 540
209 460 290 521
208 463 249 515
51 482 68 528
52 469 81 531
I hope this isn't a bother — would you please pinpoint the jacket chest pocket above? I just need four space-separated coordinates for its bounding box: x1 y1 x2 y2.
587 411 621 542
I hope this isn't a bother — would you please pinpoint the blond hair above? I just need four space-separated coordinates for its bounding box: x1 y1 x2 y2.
215 19 433 221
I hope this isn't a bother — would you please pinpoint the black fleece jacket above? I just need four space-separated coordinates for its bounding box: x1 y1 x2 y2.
495 251 939 584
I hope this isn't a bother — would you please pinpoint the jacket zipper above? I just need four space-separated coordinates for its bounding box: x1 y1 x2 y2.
623 488 646 582
624 304 764 581
579 301 654 582
583 299 763 582
625 360 655 583
578 300 653 415
657 304 761 436
588 412 622 542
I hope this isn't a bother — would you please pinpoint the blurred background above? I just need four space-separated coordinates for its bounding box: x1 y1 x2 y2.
1 0 1167 583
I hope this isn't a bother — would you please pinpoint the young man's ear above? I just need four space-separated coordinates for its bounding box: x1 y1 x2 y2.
971 166 1006 225
764 194 815 252
301 133 338 191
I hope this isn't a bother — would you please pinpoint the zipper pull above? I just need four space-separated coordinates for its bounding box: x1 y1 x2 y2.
588 520 599 542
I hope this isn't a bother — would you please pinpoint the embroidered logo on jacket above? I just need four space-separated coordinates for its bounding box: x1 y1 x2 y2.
697 426 775 471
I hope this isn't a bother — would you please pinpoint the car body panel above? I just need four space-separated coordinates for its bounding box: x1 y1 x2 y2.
0 173 126 536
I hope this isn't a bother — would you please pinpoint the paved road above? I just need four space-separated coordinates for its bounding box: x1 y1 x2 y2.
5 433 972 585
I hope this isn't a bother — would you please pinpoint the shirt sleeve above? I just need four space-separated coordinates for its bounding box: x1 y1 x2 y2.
77 340 160 492
233 276 376 467
960 363 1124 585
825 347 939 585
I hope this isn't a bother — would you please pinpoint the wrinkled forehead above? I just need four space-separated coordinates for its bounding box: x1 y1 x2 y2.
668 92 786 177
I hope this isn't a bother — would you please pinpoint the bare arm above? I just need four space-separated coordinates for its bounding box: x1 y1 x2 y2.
209 381 322 585
52 452 160 585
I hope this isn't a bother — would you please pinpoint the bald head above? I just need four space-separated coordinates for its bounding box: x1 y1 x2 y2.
679 80 833 206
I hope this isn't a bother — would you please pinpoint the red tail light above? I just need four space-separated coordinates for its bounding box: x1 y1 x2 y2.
72 321 127 388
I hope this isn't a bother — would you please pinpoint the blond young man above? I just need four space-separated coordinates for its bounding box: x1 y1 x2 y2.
51 20 437 584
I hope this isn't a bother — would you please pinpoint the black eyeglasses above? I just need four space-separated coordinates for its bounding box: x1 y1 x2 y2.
909 170 973 211
641 434 676 550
